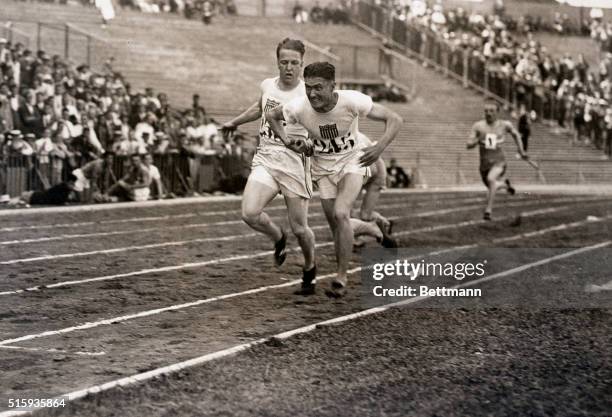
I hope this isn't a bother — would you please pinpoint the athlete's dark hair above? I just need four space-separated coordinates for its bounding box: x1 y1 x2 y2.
484 97 501 110
304 62 335 81
276 38 305 59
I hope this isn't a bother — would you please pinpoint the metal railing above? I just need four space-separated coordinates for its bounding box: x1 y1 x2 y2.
1 151 252 200
351 1 518 108
1 22 32 48
0 20 111 68
349 1 600 125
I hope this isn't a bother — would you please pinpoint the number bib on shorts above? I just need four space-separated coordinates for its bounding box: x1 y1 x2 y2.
283 90 373 177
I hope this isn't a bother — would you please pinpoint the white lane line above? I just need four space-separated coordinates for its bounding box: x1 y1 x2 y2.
0 209 251 233
0 194 246 219
0 188 473 220
0 201 591 296
0 196 595 264
0 233 258 265
277 241 612 339
2 212 610 347
0 345 105 357
0 196 487 246
1 240 607 417
584 280 612 293
0 201 489 264
0 193 476 233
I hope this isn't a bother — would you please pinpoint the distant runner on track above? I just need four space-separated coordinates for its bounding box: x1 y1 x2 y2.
467 98 528 220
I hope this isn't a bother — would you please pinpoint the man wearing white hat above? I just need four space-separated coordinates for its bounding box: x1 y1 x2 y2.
0 38 9 66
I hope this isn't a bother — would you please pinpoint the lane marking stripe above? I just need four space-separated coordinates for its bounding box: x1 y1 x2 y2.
1 213 610 347
0 193 480 232
1 240 608 417
0 201 595 296
0 196 487 246
0 345 105 357
1 196 596 265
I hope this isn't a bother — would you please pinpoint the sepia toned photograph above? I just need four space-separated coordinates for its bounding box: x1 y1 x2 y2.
0 0 610 415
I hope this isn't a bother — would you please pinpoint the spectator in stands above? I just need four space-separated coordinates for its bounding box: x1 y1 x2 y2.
0 38 9 66
95 0 116 27
17 89 44 136
0 83 13 132
4 130 33 157
184 113 210 147
155 92 172 119
386 158 410 188
293 2 308 24
226 0 237 15
311 1 324 23
371 82 408 103
492 0 505 17
143 153 164 199
129 97 149 128
575 53 589 84
52 108 78 141
191 93 206 120
112 131 132 156
34 127 54 184
106 153 151 201
49 131 72 185
39 74 55 98
202 0 213 25
605 107 612 159
0 103 7 135
134 112 156 144
129 130 147 154
96 109 117 150
144 87 161 110
517 104 531 153
150 131 170 154
573 93 587 145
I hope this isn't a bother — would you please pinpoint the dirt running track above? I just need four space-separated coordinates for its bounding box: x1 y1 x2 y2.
0 190 610 417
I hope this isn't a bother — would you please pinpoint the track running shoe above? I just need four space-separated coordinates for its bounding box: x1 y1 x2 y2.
505 179 516 195
274 230 287 266
325 280 347 298
377 233 399 248
294 265 317 296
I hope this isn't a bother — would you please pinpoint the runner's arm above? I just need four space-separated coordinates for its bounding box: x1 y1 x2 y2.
506 121 527 158
264 105 307 154
264 105 289 145
466 124 479 149
222 97 262 132
359 103 403 166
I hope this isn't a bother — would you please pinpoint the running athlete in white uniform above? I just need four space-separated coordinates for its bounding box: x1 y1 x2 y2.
352 132 393 237
221 39 317 295
266 62 403 298
467 98 528 220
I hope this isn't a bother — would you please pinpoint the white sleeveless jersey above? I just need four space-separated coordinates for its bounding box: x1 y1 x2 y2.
283 90 373 176
259 77 308 148
250 77 312 199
